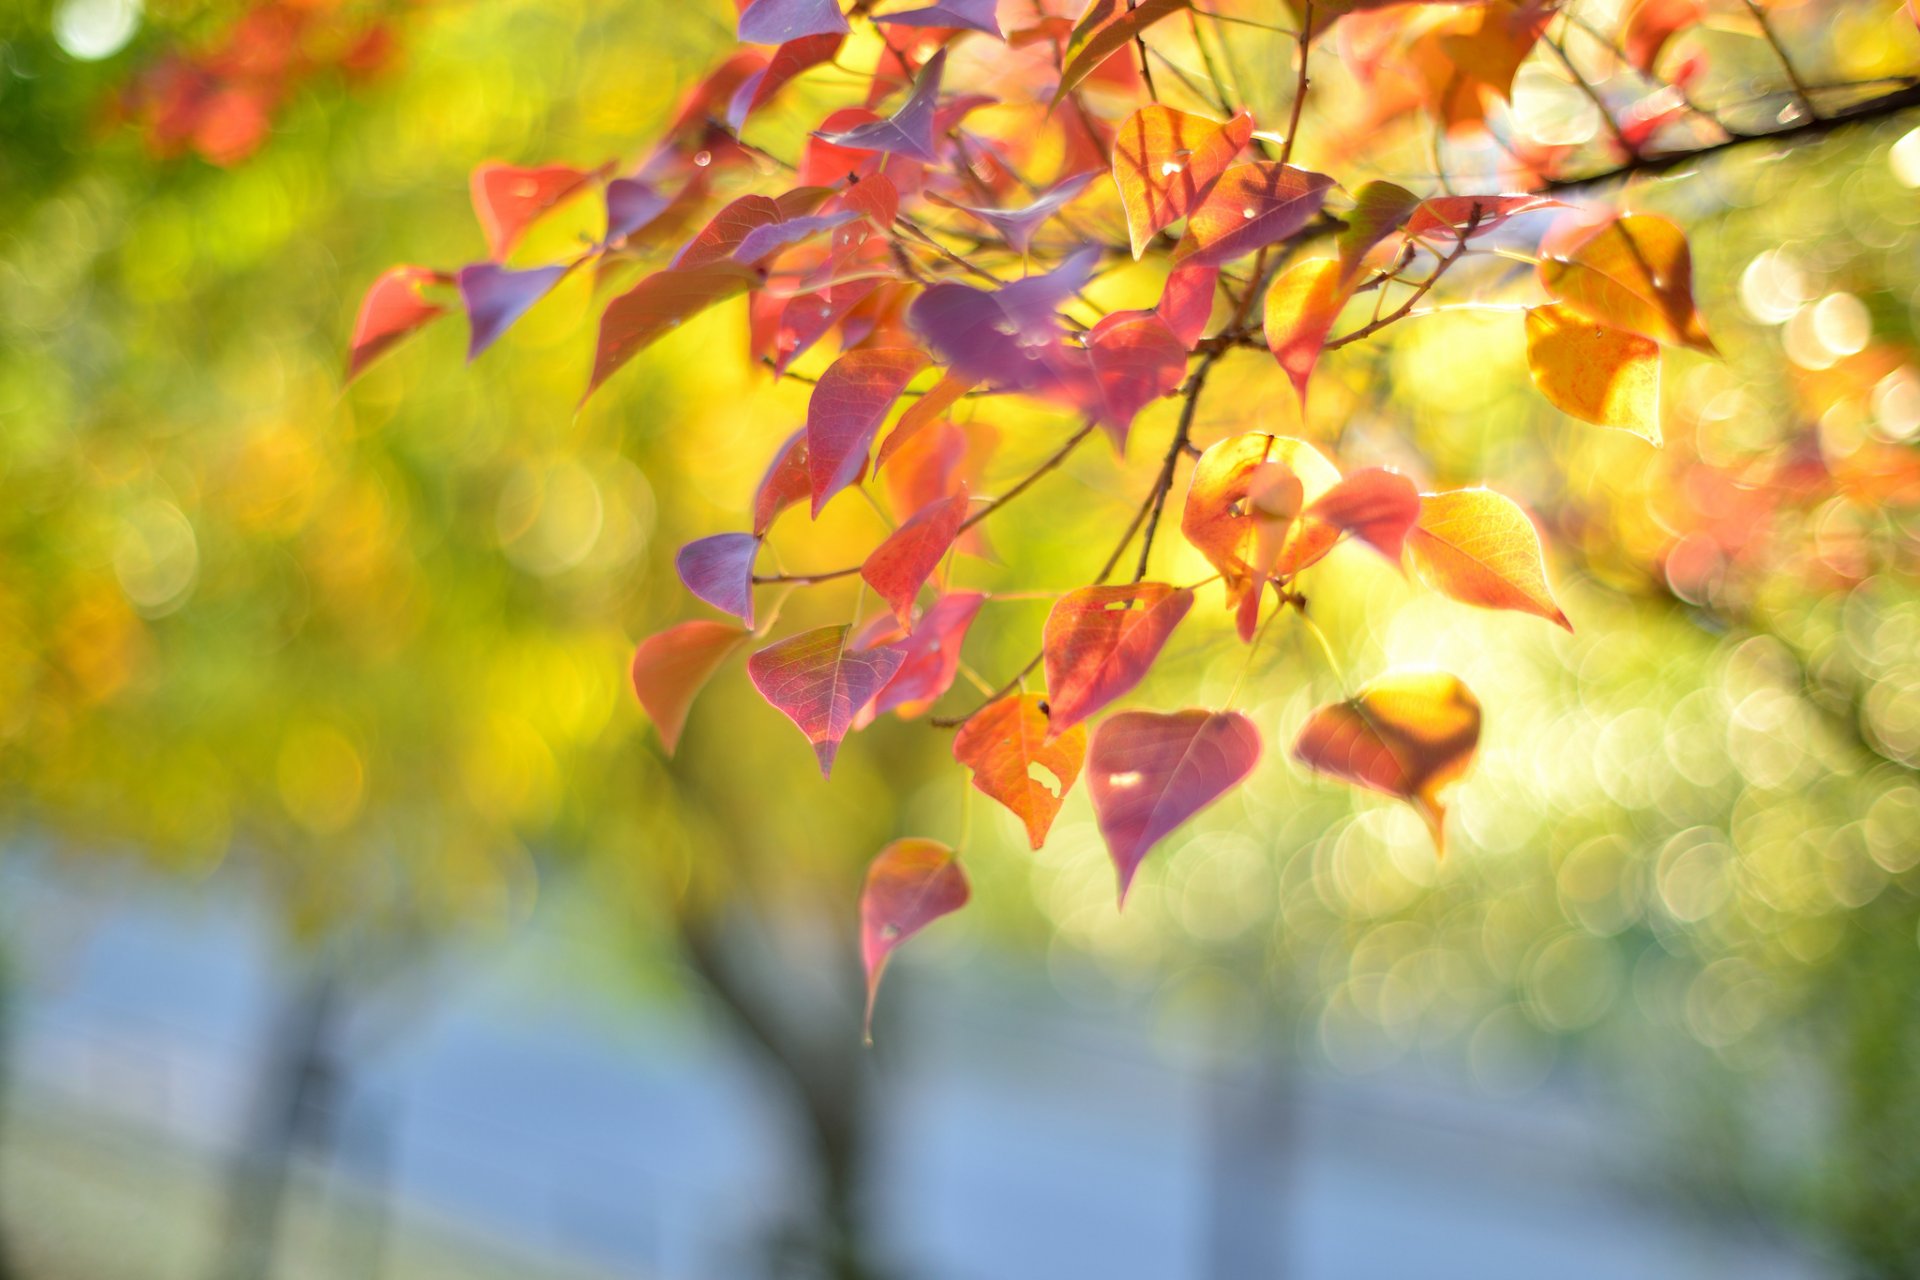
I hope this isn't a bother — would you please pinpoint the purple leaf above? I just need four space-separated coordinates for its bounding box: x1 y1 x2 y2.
748 625 907 774
675 532 760 626
738 0 850 44
906 245 1099 393
457 263 569 361
733 210 862 264
949 170 1098 255
814 49 947 164
605 178 670 243
1172 162 1337 269
727 32 845 131
873 0 1003 36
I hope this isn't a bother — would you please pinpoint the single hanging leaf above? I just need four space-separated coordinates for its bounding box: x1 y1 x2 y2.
808 348 930 515
457 262 568 361
589 261 759 399
1538 214 1715 353
1086 709 1261 903
953 694 1088 850
948 170 1098 255
738 0 851 44
748 625 908 774
1085 311 1188 450
1173 162 1336 269
753 428 812 535
875 372 975 471
1111 105 1256 259
1054 0 1195 106
1525 304 1662 442
347 265 449 382
868 590 985 719
1156 261 1220 348
1405 489 1572 629
1264 257 1349 410
1292 670 1481 854
676 533 761 626
471 162 597 261
1337 181 1420 279
815 49 947 164
875 0 1004 38
1305 467 1421 562
1042 582 1195 734
727 32 844 130
860 838 969 1038
862 489 971 624
630 620 750 755
1406 193 1558 240
1181 433 1342 605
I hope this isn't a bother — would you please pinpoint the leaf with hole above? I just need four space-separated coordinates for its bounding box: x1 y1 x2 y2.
1042 582 1194 734
860 838 969 1037
1087 709 1261 903
954 693 1086 850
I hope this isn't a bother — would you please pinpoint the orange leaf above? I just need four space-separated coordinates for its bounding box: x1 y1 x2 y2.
1405 489 1572 629
346 265 449 383
1292 670 1482 853
1305 467 1421 562
952 694 1087 850
471 162 597 261
1263 257 1350 409
1524 303 1662 442
1111 105 1255 259
1538 214 1715 353
861 489 970 624
1042 582 1194 734
861 838 969 1040
630 621 750 755
875 371 975 472
1180 432 1342 611
1337 181 1420 281
588 261 759 400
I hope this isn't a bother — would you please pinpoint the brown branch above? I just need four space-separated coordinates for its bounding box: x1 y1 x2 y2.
1133 350 1220 582
1279 2 1313 168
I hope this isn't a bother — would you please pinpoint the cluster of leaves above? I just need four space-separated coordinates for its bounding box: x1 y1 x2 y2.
346 0 1818 1029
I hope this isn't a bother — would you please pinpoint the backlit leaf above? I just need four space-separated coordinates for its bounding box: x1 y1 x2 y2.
1305 467 1421 562
1087 709 1261 902
673 194 785 268
875 371 975 471
605 177 671 243
1406 488 1571 629
1181 433 1342 605
732 210 861 264
1292 670 1481 853
1085 310 1188 450
346 265 449 382
953 693 1087 850
860 838 969 1038
457 262 567 361
815 49 947 164
1621 0 1701 70
1525 303 1662 442
630 621 750 755
1538 214 1715 353
738 0 851 44
753 428 811 535
1263 257 1349 409
1112 105 1256 259
1042 582 1194 734
869 590 985 719
1337 181 1419 279
748 625 908 775
1156 260 1220 348
808 348 930 515
907 246 1099 393
727 32 844 130
862 489 971 623
470 162 597 261
1055 0 1194 105
676 532 760 627
1406 193 1558 240
1173 162 1336 269
588 261 759 398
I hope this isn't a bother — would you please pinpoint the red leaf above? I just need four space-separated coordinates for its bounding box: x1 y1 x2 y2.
1156 261 1220 348
807 348 929 515
675 532 760 626
457 262 568 361
470 162 596 261
1042 582 1194 734
738 0 851 44
1405 193 1558 240
860 838 969 1038
815 49 947 164
769 278 885 376
868 590 984 719
861 489 970 623
673 194 786 268
630 620 750 755
1054 0 1195 105
1173 162 1336 269
748 624 908 774
753 428 811 535
588 261 759 399
1306 467 1421 563
1263 257 1349 410
953 693 1087 850
727 32 844 130
1085 311 1188 450
838 173 900 229
1086 709 1261 903
1111 105 1255 259
875 371 975 471
346 265 449 382
1620 0 1701 71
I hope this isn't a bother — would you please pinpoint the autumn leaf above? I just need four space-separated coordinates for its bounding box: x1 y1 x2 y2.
738 0 851 44
906 246 1099 394
1086 709 1261 903
1263 257 1349 410
1054 0 1195 106
816 49 947 164
1405 488 1571 629
862 489 970 624
1085 310 1188 450
604 177 671 244
732 210 862 264
1406 193 1558 240
588 260 759 399
346 265 450 382
748 625 908 775
753 428 811 535
1111 105 1256 259
1538 214 1715 354
953 693 1087 850
1156 261 1220 348
676 532 761 627
860 838 969 1038
470 162 598 261
867 591 984 720
673 194 786 267
727 32 844 130
1620 0 1701 71
1292 670 1482 853
1180 432 1342 605
1042 582 1195 734
457 262 567 361
808 348 930 515
947 170 1098 255
1305 467 1421 562
1337 181 1420 279
630 621 750 755
875 371 975 471
1525 303 1662 442
874 0 1004 38
1173 162 1336 269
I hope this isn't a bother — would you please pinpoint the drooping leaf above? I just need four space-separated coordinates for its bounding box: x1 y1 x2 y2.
1263 257 1349 409
1086 709 1261 903
860 838 969 1037
808 348 930 515
948 170 1098 255
874 0 1004 38
457 262 568 361
1111 105 1256 259
1405 488 1571 629
1180 432 1342 605
875 371 976 471
1085 310 1188 450
589 261 759 398
953 693 1087 850
630 620 750 755
1305 467 1421 562
1042 582 1195 734
1406 193 1558 240
727 32 845 130
733 210 862 264
862 489 971 623
738 0 851 44
675 532 761 626
869 590 985 719
1054 0 1195 106
748 624 908 774
1538 214 1715 353
1292 670 1481 853
753 428 812 535
1173 162 1336 269
1524 304 1662 442
346 265 449 382
1156 261 1220 348
1337 181 1419 279
815 49 947 163
470 162 597 261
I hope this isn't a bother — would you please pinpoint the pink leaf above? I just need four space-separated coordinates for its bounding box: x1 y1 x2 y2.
1085 310 1188 450
733 210 862 265
1156 261 1219 348
815 49 947 164
769 277 885 376
1042 582 1194 734
470 162 597 261
860 838 969 1038
861 489 971 623
457 262 568 361
868 590 985 719
807 348 929 515
1086 709 1261 903
753 428 811 535
1173 162 1336 269
675 533 760 626
630 620 750 755
346 265 449 383
738 0 851 44
748 625 908 774
1305 467 1421 563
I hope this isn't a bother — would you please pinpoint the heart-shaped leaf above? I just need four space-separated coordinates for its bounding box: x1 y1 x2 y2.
1538 214 1715 353
1042 582 1194 734
1181 432 1342 604
860 838 969 1038
1173 162 1336 269
1112 105 1255 259
457 262 568 361
748 625 908 774
1525 303 1662 442
1263 257 1349 410
1405 488 1571 629
1292 670 1481 853
676 532 761 626
631 620 750 755
954 693 1087 850
815 49 947 163
862 489 970 623
589 261 759 399
738 0 851 44
471 162 597 261
1087 709 1261 903
346 265 449 382
808 348 930 515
